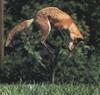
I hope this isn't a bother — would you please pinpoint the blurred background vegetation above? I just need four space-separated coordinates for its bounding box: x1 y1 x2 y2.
1 0 100 84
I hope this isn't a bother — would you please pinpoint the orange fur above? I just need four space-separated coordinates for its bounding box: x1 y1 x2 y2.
5 19 34 46
6 7 84 51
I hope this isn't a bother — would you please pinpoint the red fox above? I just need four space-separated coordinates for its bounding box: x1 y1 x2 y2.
5 7 84 51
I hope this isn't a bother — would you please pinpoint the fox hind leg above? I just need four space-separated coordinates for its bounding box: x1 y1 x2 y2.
41 24 55 53
41 27 55 53
36 14 54 53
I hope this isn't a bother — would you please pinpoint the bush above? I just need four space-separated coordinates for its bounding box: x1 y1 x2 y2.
3 0 100 84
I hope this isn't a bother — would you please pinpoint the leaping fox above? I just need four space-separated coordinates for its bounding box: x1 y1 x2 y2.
5 7 84 51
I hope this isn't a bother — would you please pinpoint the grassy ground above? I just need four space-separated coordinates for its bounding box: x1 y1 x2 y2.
0 83 100 95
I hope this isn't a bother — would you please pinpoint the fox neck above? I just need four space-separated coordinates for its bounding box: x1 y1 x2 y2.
68 22 83 41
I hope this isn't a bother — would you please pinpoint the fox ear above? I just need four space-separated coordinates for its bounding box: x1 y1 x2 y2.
77 38 84 47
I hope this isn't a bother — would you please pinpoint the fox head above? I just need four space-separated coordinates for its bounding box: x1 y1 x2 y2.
68 38 84 51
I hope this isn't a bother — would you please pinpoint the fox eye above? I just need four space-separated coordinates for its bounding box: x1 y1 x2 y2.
73 40 77 44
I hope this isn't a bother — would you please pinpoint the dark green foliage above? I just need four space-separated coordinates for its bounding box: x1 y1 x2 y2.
1 0 100 83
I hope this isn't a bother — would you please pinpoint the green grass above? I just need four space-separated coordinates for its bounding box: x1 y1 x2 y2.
0 83 100 95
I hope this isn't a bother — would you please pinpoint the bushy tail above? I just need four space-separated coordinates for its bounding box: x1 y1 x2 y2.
5 18 34 47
